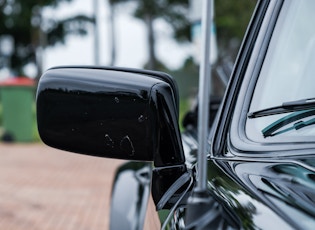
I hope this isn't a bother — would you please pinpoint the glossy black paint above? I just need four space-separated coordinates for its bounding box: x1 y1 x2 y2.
36 66 185 167
151 164 190 210
200 0 315 229
164 0 315 229
110 162 151 230
36 0 315 229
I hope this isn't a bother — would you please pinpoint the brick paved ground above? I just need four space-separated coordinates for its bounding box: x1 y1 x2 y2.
0 143 160 230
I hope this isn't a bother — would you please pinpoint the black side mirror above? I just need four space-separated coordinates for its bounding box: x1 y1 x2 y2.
36 66 185 167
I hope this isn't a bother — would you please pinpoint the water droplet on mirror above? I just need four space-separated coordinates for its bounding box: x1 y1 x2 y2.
138 115 145 123
105 134 114 148
120 135 135 156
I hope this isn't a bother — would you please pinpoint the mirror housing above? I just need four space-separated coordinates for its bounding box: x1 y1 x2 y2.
36 66 185 167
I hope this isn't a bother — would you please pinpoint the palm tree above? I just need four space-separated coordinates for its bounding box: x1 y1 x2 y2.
109 0 190 70
0 0 94 76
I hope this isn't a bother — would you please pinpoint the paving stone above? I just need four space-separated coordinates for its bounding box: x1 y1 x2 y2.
0 143 125 230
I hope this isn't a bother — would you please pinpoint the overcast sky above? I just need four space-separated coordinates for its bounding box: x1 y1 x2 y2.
42 0 192 72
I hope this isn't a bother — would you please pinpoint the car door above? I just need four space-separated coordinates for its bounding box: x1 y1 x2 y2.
209 0 315 229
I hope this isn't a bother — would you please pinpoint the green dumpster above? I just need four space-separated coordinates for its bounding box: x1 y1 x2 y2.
0 77 35 142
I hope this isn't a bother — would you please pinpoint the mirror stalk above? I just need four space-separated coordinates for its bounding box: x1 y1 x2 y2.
186 0 215 228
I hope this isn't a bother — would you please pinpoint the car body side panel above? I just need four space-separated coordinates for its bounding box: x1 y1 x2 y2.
111 1 315 229
172 130 293 229
168 1 304 229
208 159 296 229
209 0 315 229
110 162 151 230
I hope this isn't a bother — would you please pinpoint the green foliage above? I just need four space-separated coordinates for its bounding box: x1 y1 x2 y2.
109 0 256 69
215 0 257 56
110 0 189 19
45 15 94 46
136 0 191 42
169 57 199 129
0 0 93 75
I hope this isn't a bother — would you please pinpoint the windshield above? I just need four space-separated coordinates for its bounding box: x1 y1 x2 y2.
246 0 315 142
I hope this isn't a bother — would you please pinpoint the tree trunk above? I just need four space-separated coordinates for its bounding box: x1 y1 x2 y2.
145 14 156 70
109 4 116 66
93 0 100 65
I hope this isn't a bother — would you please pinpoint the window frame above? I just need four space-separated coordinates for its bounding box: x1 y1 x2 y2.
218 0 315 157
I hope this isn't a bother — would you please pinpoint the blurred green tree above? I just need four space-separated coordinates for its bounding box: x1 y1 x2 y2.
109 0 191 70
0 0 93 76
215 0 256 59
109 0 256 70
